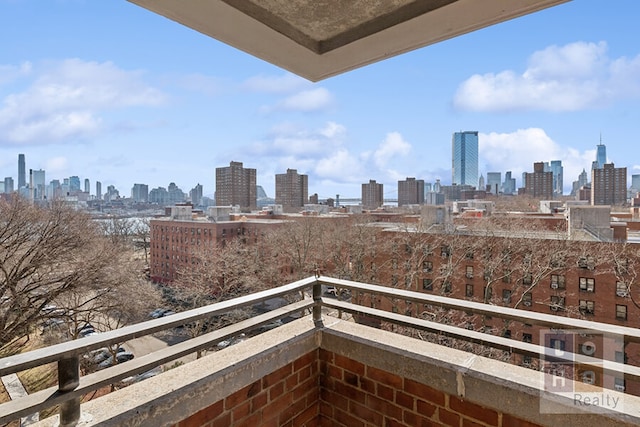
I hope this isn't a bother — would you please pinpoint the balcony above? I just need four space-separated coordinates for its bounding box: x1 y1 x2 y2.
2 276 640 426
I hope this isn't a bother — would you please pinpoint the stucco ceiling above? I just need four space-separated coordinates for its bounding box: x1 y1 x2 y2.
128 0 570 81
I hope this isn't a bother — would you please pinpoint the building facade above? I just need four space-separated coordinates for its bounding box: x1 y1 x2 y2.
132 183 149 203
18 154 25 189
362 179 384 209
592 163 627 206
452 131 478 187
275 169 308 212
215 161 257 211
486 172 501 194
398 178 425 206
524 162 553 199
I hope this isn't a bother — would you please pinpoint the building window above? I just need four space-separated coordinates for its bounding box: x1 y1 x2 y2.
579 277 595 293
549 338 565 351
522 272 532 285
422 278 433 291
423 261 433 272
465 249 474 260
614 377 625 392
465 284 474 297
615 351 626 364
616 281 628 297
578 255 595 270
616 305 627 320
422 245 433 256
523 292 532 307
502 289 512 304
579 300 595 315
466 266 474 279
550 274 565 289
442 282 452 294
484 286 492 300
550 296 564 312
441 245 451 258
503 329 512 339
502 269 511 283
522 333 532 343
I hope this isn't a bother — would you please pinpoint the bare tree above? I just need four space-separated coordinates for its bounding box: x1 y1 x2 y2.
0 197 139 354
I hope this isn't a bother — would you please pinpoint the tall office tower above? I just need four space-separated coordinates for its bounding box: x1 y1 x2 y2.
215 161 257 210
631 174 640 192
578 169 588 188
452 131 478 187
596 141 606 169
398 177 425 206
69 176 81 193
362 179 384 209
4 177 14 193
132 183 149 203
425 182 432 193
503 171 516 195
96 181 102 201
32 169 46 200
433 179 441 193
275 169 308 212
190 183 203 206
84 179 90 194
48 179 61 200
591 163 627 206
549 160 563 197
524 162 553 199
486 172 501 194
18 154 26 189
478 174 485 192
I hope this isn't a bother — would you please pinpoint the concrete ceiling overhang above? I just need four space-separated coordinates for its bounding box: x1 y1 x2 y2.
128 0 570 82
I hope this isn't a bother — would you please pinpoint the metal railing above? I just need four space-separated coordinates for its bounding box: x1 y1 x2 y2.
1 275 639 426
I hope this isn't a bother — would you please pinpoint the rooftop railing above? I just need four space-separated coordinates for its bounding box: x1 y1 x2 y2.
2 275 639 426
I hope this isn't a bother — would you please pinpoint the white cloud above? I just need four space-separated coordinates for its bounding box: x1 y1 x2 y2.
177 73 226 96
242 73 308 93
454 41 640 112
0 58 166 145
0 61 32 86
480 128 596 192
373 132 411 169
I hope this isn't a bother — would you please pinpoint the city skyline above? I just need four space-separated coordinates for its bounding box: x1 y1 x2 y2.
1 2 640 198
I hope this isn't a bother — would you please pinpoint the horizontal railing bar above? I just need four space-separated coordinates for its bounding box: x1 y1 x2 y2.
317 276 640 343
0 298 314 424
322 298 640 380
0 276 316 376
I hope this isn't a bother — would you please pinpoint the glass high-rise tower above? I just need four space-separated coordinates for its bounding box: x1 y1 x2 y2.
18 154 25 189
596 143 606 169
452 131 478 187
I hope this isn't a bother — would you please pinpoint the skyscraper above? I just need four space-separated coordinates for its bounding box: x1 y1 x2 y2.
69 176 81 193
96 181 102 201
190 183 203 207
132 183 149 203
452 131 478 187
18 154 25 189
84 179 91 194
398 177 425 206
591 163 626 206
275 169 308 212
4 177 14 193
503 171 516 195
31 169 46 200
362 179 384 209
215 161 257 211
596 142 606 169
549 160 563 197
486 172 501 195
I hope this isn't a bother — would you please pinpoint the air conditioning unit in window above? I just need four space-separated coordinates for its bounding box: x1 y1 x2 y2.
617 291 628 297
524 301 532 307
551 283 558 289
551 305 559 311
615 384 625 392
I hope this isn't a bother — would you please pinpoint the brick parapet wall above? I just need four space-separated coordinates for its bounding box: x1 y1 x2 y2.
174 350 320 427
318 348 541 427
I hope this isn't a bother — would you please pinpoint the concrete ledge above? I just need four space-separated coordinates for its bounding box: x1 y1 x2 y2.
34 318 318 427
319 319 640 427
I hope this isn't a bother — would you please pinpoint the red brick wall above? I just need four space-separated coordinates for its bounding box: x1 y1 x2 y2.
319 349 543 427
173 350 319 427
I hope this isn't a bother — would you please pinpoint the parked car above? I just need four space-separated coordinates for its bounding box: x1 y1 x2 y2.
149 308 175 318
90 346 126 363
98 351 135 369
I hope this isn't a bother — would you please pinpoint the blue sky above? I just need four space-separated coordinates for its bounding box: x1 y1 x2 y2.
1 0 640 200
